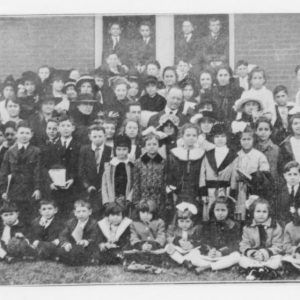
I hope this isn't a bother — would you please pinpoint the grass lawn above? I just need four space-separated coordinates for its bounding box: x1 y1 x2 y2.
0 261 300 285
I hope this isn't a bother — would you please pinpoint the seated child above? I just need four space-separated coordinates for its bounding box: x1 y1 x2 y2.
239 198 283 277
57 200 99 266
0 203 35 263
97 202 132 265
29 200 62 260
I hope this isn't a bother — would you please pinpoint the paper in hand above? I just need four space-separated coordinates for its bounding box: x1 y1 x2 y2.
48 169 66 187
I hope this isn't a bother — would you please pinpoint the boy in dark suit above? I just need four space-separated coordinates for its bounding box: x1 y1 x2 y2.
46 115 80 219
57 200 99 266
0 121 41 225
29 200 63 260
78 125 112 218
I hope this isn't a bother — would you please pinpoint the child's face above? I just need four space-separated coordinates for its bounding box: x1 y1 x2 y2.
284 167 300 187
108 213 123 226
110 24 121 37
128 105 141 122
74 205 92 222
209 20 221 34
1 211 19 226
38 67 50 81
114 84 127 100
177 61 190 74
274 91 288 106
236 65 248 78
200 119 213 134
128 82 139 98
46 121 58 140
66 86 77 100
125 121 138 139
182 128 198 148
200 73 212 90
103 123 116 139
89 130 105 147
250 72 265 90
139 211 153 223
163 70 177 87
95 76 104 88
41 101 55 115
5 128 16 146
106 54 120 68
115 146 129 160
214 133 227 147
177 218 193 231
39 204 57 220
243 101 259 116
58 120 75 138
183 85 194 100
214 203 229 221
6 101 20 118
139 25 151 38
77 103 94 115
292 118 300 136
240 132 254 151
16 127 32 144
52 80 64 92
24 80 36 95
80 82 93 94
217 69 230 86
146 64 159 77
163 123 175 136
145 138 159 155
0 131 5 146
146 84 157 97
256 122 271 142
182 21 193 35
254 203 269 224
3 86 15 100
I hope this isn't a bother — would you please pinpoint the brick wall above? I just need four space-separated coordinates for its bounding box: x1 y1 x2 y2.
235 14 300 100
0 16 95 81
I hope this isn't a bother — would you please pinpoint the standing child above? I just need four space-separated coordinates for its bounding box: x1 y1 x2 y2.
29 200 62 260
199 123 237 221
101 135 134 210
239 198 283 279
230 126 271 221
78 125 112 218
235 60 249 91
58 200 99 266
97 202 132 265
180 78 198 116
277 161 300 225
0 121 41 225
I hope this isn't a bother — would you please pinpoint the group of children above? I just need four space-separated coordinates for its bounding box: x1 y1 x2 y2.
1 18 300 280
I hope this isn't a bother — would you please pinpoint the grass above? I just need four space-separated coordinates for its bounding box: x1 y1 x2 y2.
0 261 300 285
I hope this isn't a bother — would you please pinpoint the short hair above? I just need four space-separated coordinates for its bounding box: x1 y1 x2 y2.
139 21 151 29
249 66 267 83
146 60 161 70
104 202 124 217
180 123 200 137
142 133 160 147
0 124 5 134
109 22 121 30
137 199 157 219
295 65 300 75
88 124 105 135
112 78 129 91
0 203 18 214
103 118 117 127
255 116 273 131
17 121 32 131
162 66 178 81
240 125 254 137
283 161 300 174
74 200 91 210
273 85 288 96
58 115 74 125
236 60 248 68
209 17 221 24
4 121 17 131
39 199 57 209
46 118 59 125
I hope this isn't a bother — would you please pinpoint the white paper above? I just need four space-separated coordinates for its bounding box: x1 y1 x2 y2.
48 169 66 187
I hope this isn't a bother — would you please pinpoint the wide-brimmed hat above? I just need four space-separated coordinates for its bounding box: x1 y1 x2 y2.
62 79 76 93
235 91 264 112
75 93 97 104
75 75 95 89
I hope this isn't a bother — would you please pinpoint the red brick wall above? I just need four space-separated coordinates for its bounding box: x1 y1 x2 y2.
235 14 300 100
0 16 95 81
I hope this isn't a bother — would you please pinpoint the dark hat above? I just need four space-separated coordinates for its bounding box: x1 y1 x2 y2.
0 202 18 214
114 134 131 149
39 94 56 104
2 75 16 91
210 122 227 136
190 110 217 124
22 71 40 85
144 75 158 86
75 93 97 104
75 75 95 89
62 79 76 93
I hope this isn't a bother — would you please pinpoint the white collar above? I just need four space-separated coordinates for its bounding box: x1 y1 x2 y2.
215 146 229 153
288 184 299 193
171 147 204 161
61 137 72 147
110 157 130 167
4 219 19 227
91 143 104 152
77 218 89 228
17 143 29 150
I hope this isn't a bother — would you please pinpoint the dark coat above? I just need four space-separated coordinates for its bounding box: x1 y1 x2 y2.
272 105 291 145
78 144 112 191
278 136 294 175
0 144 41 202
132 37 155 66
0 145 8 167
175 34 200 67
0 220 27 249
139 93 167 112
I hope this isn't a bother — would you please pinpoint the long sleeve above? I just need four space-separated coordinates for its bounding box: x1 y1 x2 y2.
154 219 166 247
239 226 255 257
267 224 283 256
130 222 143 248
283 224 297 255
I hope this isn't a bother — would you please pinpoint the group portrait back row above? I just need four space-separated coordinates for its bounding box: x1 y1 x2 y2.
1 15 300 276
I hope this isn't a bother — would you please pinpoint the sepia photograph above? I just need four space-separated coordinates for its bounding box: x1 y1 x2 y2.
1 1 300 289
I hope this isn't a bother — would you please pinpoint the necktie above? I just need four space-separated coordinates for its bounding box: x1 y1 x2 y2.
72 222 84 242
63 140 67 150
185 34 189 42
290 186 295 203
1 225 11 245
95 147 102 171
19 146 25 155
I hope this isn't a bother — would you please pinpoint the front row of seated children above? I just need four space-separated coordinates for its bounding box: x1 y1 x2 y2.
1 195 300 279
